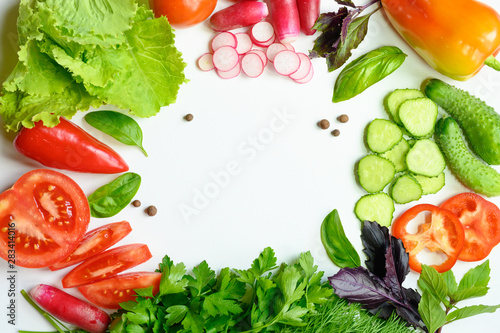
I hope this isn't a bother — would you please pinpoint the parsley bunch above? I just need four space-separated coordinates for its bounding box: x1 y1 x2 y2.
109 247 332 333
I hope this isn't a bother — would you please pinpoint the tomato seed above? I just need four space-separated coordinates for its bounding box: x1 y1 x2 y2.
48 185 55 191
119 292 123 297
1 227 7 232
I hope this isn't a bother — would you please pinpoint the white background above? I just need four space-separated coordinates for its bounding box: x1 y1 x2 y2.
1 0 500 332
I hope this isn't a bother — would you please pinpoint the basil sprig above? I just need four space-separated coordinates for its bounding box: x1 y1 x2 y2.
85 110 148 156
333 46 407 103
321 209 360 268
88 172 141 218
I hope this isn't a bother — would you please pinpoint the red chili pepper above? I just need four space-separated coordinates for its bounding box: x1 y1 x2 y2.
13 118 129 174
392 204 465 273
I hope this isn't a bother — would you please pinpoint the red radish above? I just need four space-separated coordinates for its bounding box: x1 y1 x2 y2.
211 32 237 52
289 52 312 80
293 63 314 84
252 34 276 47
296 0 321 35
212 46 240 72
241 52 265 77
210 2 269 31
248 49 268 67
29 284 110 333
266 43 288 62
217 62 241 79
273 50 301 75
283 43 295 51
268 0 300 44
250 21 275 44
198 53 215 71
235 33 253 54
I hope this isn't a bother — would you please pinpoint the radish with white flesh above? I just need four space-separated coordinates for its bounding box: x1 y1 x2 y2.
235 33 253 54
213 46 239 72
283 43 295 51
211 32 237 52
296 0 321 35
268 0 300 43
241 52 265 77
210 1 269 31
250 21 275 44
294 63 314 84
266 43 288 62
29 284 110 333
198 53 215 71
248 49 268 67
217 62 241 79
273 50 301 75
289 53 312 80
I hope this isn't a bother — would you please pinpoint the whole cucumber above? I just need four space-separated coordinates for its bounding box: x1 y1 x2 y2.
435 117 500 197
424 78 500 165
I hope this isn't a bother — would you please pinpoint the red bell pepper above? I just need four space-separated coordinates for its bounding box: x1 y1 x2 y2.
13 117 128 174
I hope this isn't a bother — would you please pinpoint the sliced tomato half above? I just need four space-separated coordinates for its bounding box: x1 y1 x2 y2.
49 221 133 271
62 243 152 288
392 204 465 273
0 169 90 268
78 272 162 309
440 192 500 261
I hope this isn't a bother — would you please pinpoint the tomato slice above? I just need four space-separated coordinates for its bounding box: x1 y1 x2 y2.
78 272 162 309
392 204 465 273
440 192 500 261
49 221 132 271
62 243 152 288
0 169 90 268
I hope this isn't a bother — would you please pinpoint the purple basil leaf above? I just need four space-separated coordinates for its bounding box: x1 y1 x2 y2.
335 0 356 7
310 8 348 59
384 242 404 299
361 221 390 279
397 288 427 331
391 237 410 284
340 11 357 44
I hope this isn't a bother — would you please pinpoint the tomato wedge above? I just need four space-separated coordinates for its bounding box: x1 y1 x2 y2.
440 192 500 261
78 272 162 309
392 204 465 273
49 221 132 271
0 169 90 268
62 243 152 288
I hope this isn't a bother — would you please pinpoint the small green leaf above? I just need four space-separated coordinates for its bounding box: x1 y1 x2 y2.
320 209 361 268
442 270 458 295
85 110 148 156
165 305 188 326
250 247 279 276
418 265 450 307
186 260 215 296
333 46 407 103
453 260 490 301
447 304 500 323
160 262 188 296
88 172 141 218
418 291 447 333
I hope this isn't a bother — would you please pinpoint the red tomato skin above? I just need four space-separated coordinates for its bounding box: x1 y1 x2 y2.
440 192 500 261
392 204 465 273
49 221 133 271
79 272 162 309
153 0 217 28
0 169 90 268
14 118 128 174
62 243 153 288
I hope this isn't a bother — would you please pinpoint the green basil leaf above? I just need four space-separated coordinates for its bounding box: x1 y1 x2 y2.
88 172 141 218
418 290 447 333
447 304 500 323
85 110 148 156
453 260 490 302
418 265 450 307
320 209 361 268
333 46 407 103
441 270 458 295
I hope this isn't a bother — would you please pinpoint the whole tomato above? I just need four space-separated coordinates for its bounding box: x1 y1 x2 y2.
153 0 218 28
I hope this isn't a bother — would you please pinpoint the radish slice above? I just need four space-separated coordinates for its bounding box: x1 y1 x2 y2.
250 21 275 44
283 43 295 52
211 32 237 52
266 43 287 62
213 46 239 72
241 53 265 78
197 53 215 71
248 49 268 67
293 64 314 84
235 33 253 54
289 53 312 80
217 62 241 79
273 50 301 76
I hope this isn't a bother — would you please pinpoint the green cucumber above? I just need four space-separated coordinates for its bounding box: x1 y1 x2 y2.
354 192 395 227
413 172 445 195
390 173 422 204
379 138 410 172
398 97 438 138
384 88 425 125
366 119 402 153
357 155 395 193
435 117 500 197
406 139 446 177
424 78 500 165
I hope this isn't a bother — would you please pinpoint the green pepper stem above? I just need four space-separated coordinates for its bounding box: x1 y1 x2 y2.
485 55 500 71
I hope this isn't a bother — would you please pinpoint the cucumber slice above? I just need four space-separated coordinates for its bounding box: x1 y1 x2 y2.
380 138 410 172
354 192 395 227
358 155 396 193
399 97 438 138
413 172 445 195
384 88 425 125
366 119 403 153
390 174 422 204
406 139 446 177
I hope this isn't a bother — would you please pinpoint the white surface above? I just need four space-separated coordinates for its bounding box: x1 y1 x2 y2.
1 1 500 332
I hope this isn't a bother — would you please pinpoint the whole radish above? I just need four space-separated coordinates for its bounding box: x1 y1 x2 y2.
296 0 321 35
269 0 301 43
29 284 110 333
210 2 269 31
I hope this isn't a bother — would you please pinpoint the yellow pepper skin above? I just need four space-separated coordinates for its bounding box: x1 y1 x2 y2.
381 0 500 80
